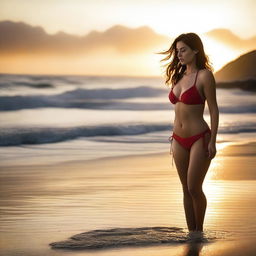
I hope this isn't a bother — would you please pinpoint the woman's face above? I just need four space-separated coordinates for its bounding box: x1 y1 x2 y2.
176 41 198 65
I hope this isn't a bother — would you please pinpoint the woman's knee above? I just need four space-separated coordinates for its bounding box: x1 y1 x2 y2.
188 184 204 198
182 185 191 196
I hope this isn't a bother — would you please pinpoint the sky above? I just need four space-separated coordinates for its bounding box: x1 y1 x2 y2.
0 0 255 76
1 0 255 38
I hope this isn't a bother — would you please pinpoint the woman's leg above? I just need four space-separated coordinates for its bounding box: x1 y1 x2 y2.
187 132 211 231
172 139 196 231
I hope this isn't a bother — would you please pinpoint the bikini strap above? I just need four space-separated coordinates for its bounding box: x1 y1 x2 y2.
168 135 174 166
194 70 199 85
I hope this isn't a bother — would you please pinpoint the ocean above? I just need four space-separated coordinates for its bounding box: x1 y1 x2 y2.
0 73 256 255
0 73 255 166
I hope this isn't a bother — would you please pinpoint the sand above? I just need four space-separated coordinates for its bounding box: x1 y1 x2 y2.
0 142 256 256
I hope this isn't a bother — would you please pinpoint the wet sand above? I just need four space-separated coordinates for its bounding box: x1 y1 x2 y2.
0 142 256 255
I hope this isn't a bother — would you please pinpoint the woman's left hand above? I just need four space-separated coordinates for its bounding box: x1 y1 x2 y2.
207 141 217 159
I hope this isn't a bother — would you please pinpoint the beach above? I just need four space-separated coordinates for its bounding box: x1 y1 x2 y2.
1 0 255 254
1 141 256 256
0 74 256 255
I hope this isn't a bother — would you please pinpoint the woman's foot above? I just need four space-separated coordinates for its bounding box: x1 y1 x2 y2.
187 230 205 242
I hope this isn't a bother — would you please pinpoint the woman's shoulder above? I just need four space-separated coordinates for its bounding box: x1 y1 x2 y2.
199 69 215 84
199 68 214 76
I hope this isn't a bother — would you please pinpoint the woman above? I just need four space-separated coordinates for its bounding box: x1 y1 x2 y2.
159 33 219 234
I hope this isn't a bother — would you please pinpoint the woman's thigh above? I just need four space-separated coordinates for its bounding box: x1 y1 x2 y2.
187 135 212 191
172 139 190 188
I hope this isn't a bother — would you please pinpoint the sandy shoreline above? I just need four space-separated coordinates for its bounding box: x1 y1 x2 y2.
0 141 256 256
1 141 255 168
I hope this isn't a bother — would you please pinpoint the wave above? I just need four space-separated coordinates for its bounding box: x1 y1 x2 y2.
0 87 255 113
0 86 166 111
0 73 85 88
49 226 229 250
219 105 256 113
0 123 170 146
1 122 256 147
218 122 256 134
12 81 54 88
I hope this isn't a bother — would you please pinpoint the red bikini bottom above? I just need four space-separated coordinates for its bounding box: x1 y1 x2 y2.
168 128 211 165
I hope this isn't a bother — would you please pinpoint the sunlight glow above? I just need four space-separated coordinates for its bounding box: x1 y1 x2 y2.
205 141 230 181
204 180 225 199
148 1 237 39
202 36 242 72
0 0 254 76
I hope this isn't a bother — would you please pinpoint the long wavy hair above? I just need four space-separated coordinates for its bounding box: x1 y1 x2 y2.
158 33 213 87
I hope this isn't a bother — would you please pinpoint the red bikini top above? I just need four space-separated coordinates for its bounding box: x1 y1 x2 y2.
169 70 205 105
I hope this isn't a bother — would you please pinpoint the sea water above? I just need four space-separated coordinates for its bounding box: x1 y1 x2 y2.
0 73 255 166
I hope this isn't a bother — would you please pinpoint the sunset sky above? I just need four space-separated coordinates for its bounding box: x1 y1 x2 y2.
0 0 255 76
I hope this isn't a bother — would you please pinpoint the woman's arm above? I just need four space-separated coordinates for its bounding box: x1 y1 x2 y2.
202 69 219 158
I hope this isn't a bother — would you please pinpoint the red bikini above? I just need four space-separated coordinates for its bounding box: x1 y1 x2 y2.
168 70 211 165
169 70 205 105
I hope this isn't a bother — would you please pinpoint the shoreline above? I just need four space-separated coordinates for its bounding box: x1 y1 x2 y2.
0 140 256 255
1 141 255 170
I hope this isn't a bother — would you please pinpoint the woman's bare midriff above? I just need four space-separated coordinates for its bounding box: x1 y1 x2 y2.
173 103 209 137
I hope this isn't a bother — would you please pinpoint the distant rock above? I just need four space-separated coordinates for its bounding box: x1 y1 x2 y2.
0 20 168 55
0 20 255 56
205 29 256 50
217 79 256 92
215 50 256 82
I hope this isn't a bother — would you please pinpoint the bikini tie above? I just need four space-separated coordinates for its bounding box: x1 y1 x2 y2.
168 135 174 166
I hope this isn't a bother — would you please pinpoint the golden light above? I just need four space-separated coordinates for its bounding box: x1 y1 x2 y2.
205 141 231 181
202 36 242 72
204 179 225 199
148 1 234 39
0 0 254 76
